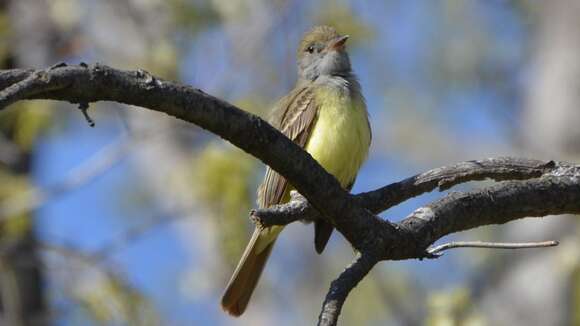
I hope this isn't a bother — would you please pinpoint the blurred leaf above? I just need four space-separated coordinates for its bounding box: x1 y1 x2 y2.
512 0 543 26
48 0 82 30
210 0 253 22
426 288 486 326
316 1 375 46
148 39 179 78
14 102 53 150
0 101 54 151
235 96 271 117
169 0 220 33
0 11 10 64
0 169 32 240
0 169 29 202
340 270 390 325
191 142 257 263
74 268 160 326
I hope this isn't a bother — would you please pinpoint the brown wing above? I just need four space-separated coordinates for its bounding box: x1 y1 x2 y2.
257 86 318 208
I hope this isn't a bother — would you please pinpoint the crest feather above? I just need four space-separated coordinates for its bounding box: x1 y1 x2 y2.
297 25 341 57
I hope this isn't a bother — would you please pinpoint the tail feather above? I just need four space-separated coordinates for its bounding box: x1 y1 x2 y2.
221 228 279 316
314 220 334 254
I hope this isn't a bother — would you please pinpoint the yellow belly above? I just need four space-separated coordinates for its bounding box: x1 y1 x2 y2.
304 87 371 187
255 86 371 252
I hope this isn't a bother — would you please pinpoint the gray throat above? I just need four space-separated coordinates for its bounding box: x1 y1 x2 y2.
296 71 361 97
313 72 363 99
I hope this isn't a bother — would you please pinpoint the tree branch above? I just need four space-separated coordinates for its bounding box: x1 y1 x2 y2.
393 173 580 260
359 157 558 213
2 64 580 325
0 64 396 255
253 157 561 227
317 253 378 326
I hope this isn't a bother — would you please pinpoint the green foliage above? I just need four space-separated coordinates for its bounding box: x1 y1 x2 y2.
75 269 160 326
426 288 486 326
235 96 271 117
0 11 10 64
0 101 54 151
0 170 32 240
147 39 180 80
340 271 391 325
316 1 375 46
169 0 220 34
191 142 257 264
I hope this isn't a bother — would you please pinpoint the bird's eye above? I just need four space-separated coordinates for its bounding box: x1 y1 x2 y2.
306 45 314 54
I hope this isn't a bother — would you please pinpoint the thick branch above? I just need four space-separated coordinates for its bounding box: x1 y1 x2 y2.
0 69 34 91
253 160 580 261
253 157 562 227
393 174 580 259
359 157 557 213
0 65 384 252
0 65 348 210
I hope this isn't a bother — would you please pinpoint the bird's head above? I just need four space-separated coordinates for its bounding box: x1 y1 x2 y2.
297 26 351 81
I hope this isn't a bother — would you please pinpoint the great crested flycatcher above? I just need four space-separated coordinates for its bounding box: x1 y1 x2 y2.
221 25 372 316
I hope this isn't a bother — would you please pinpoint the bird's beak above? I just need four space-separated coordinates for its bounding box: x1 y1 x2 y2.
328 35 349 51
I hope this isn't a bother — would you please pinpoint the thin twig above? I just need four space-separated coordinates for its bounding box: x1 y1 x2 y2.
318 252 379 326
426 240 559 257
250 191 316 228
77 102 95 127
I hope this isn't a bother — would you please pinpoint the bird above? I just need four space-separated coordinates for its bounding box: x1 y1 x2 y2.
221 25 372 317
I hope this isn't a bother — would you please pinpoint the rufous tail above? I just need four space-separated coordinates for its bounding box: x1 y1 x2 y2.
221 228 278 316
